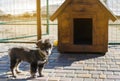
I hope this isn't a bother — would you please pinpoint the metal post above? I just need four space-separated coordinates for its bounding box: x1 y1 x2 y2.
46 0 49 34
36 0 41 40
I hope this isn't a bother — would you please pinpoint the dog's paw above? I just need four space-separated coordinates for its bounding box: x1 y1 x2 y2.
11 75 17 78
16 70 23 74
38 74 44 77
29 74 36 78
27 76 35 79
27 75 36 79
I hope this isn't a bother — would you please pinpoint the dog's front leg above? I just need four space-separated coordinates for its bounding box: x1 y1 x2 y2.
38 64 44 77
30 63 37 78
15 59 22 73
10 59 17 78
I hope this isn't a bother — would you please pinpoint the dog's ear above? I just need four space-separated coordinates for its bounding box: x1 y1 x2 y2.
44 39 50 43
36 39 43 48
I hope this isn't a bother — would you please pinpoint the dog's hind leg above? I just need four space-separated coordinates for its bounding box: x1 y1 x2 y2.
10 59 17 78
30 63 37 78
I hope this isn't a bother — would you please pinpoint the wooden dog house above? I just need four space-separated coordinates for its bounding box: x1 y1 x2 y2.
50 0 117 53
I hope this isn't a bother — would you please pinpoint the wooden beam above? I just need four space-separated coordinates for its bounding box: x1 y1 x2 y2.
50 0 71 21
36 0 41 40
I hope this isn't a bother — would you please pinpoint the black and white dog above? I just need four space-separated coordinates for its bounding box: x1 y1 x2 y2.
8 39 52 78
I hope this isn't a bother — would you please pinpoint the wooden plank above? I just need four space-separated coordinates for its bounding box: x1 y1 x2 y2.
36 0 41 40
97 0 117 22
59 44 107 53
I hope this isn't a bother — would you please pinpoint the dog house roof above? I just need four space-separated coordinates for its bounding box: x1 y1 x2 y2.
50 0 117 22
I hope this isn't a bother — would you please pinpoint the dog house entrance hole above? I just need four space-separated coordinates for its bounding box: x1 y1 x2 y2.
73 18 93 45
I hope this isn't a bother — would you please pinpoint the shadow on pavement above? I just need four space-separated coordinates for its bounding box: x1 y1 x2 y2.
44 47 105 69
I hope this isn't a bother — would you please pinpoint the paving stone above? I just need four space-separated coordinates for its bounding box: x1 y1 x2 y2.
59 77 72 81
100 65 109 68
0 79 8 81
115 57 120 60
100 74 106 79
84 66 96 70
43 73 49 77
75 70 89 74
115 79 120 81
71 63 85 67
0 61 9 64
54 66 63 70
55 73 65 77
104 71 113 75
116 62 120 65
95 79 103 81
92 74 99 79
110 65 119 68
107 75 120 79
48 73 56 77
107 62 116 65
54 70 74 74
43 69 54 73
113 72 120 75
33 77 49 81
71 78 83 81
96 67 107 71
90 71 103 74
65 74 76 78
104 79 115 81
77 61 85 64
108 68 120 71
77 74 91 78
48 77 60 81
84 78 96 81
64 66 83 70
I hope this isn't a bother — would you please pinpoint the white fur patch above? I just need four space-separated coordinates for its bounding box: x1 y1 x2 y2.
37 60 47 64
47 48 53 56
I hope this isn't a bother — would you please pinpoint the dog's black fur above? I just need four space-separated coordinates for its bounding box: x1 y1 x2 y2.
8 39 52 78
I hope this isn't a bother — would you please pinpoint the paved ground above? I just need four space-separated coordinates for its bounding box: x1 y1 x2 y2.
0 43 120 81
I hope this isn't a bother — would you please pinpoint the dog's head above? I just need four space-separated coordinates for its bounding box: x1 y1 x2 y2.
36 39 53 55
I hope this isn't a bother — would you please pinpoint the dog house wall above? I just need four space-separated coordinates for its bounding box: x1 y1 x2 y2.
51 0 117 53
